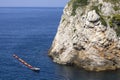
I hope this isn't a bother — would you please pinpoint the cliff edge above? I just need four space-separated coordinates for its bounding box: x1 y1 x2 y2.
49 0 120 71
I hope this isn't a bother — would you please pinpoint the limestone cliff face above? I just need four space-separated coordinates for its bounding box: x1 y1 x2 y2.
49 0 120 71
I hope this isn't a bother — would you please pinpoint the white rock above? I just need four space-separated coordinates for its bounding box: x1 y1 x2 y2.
49 0 120 71
101 2 115 16
87 10 100 22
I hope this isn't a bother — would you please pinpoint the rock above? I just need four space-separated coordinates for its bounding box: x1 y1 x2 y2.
101 2 115 16
49 0 120 71
87 10 100 22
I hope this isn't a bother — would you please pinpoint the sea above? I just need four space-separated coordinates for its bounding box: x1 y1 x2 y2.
0 7 120 80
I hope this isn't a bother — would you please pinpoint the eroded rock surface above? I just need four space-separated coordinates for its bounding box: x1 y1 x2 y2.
49 0 120 71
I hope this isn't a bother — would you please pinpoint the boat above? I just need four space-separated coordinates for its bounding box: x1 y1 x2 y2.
13 54 40 72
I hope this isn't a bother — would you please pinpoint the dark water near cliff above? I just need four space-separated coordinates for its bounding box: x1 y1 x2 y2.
0 7 120 80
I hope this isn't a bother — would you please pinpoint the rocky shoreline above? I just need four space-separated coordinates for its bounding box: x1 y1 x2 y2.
49 0 120 71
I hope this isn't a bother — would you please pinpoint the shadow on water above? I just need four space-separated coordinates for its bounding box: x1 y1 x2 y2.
54 65 120 80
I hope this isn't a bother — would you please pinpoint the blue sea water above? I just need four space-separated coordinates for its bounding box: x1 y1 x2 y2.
0 7 120 80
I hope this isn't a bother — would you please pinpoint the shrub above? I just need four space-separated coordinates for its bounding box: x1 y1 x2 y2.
69 0 88 16
109 14 120 36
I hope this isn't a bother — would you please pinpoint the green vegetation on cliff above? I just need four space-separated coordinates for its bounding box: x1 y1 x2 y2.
69 0 119 28
113 14 120 22
69 0 88 16
114 5 120 11
91 5 107 26
109 14 120 36
103 0 119 4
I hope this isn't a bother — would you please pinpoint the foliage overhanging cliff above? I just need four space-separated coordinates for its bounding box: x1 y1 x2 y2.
49 0 120 71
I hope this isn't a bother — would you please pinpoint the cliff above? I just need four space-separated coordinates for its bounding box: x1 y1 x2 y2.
49 0 120 71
